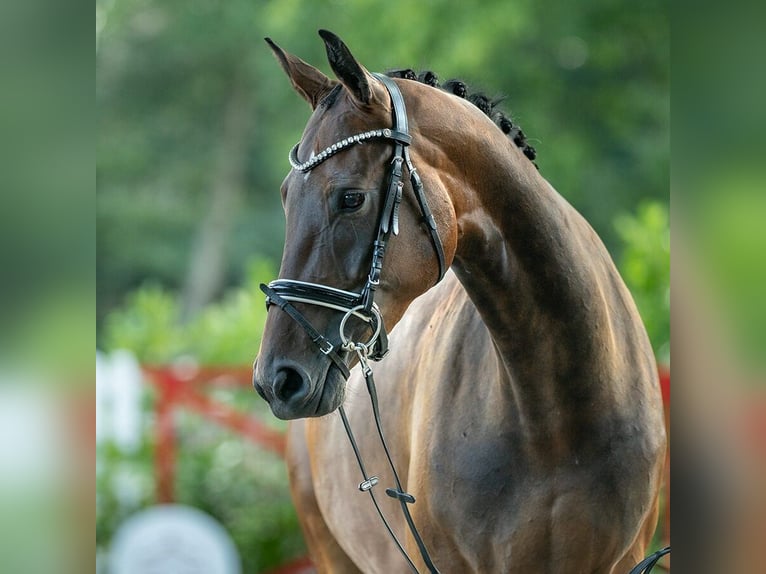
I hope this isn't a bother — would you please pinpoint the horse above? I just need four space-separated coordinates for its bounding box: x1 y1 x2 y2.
253 30 666 574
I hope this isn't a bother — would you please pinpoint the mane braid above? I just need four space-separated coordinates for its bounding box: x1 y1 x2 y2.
386 69 539 169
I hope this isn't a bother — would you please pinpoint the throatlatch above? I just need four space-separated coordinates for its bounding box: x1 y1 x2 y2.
261 73 443 573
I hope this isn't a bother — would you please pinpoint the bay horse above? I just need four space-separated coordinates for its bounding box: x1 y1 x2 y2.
253 30 666 574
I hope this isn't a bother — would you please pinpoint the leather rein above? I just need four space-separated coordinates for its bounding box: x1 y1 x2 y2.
260 73 445 573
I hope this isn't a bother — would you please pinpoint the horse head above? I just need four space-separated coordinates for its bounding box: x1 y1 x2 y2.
253 30 457 419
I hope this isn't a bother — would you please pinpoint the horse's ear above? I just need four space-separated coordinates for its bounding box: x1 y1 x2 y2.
318 29 385 107
265 38 337 110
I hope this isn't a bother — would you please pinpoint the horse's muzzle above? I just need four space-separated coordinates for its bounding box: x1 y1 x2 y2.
253 358 345 419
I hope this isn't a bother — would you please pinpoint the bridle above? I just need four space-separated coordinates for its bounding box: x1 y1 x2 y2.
260 73 445 573
261 72 446 366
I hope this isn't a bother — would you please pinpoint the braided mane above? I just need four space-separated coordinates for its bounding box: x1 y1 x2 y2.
387 68 538 169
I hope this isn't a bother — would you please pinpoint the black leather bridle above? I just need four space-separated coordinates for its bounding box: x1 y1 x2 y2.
261 72 445 365
260 73 445 573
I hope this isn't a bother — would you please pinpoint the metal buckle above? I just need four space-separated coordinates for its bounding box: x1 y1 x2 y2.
318 338 334 355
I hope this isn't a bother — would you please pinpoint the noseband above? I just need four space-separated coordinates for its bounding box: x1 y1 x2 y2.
260 74 445 573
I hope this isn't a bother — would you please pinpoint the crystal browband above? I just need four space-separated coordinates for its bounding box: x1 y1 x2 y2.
288 127 411 173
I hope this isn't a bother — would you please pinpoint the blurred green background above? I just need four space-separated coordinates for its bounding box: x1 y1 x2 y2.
97 0 669 333
96 0 669 571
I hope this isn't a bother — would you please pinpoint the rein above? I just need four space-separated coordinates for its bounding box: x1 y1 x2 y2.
261 73 444 573
627 546 670 574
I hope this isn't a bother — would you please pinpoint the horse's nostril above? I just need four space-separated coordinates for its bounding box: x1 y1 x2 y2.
274 367 309 403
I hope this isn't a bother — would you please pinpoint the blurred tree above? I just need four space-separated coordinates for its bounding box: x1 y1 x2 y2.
97 0 668 329
181 73 251 320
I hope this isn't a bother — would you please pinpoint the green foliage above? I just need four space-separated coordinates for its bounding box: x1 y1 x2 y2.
104 259 273 365
696 172 766 372
615 201 670 363
103 285 181 363
184 260 274 365
97 0 669 324
98 260 307 571
96 425 157 559
172 408 302 571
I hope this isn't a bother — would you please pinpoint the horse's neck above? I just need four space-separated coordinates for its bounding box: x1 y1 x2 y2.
453 161 612 359
440 125 650 452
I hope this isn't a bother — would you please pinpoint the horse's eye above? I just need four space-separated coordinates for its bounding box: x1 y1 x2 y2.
340 192 365 211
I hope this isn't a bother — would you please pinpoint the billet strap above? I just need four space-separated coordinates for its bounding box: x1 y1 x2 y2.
375 73 446 284
405 147 446 282
260 283 350 379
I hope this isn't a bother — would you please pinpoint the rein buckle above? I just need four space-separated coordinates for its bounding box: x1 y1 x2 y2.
318 339 334 355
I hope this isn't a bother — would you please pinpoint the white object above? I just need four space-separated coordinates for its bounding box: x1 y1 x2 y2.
109 504 241 574
96 349 142 452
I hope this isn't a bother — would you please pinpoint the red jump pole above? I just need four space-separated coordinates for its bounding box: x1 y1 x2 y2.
153 370 178 503
658 365 670 548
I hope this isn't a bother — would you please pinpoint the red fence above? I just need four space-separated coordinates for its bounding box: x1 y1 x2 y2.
659 365 670 549
144 364 672 571
142 365 312 574
143 365 285 502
